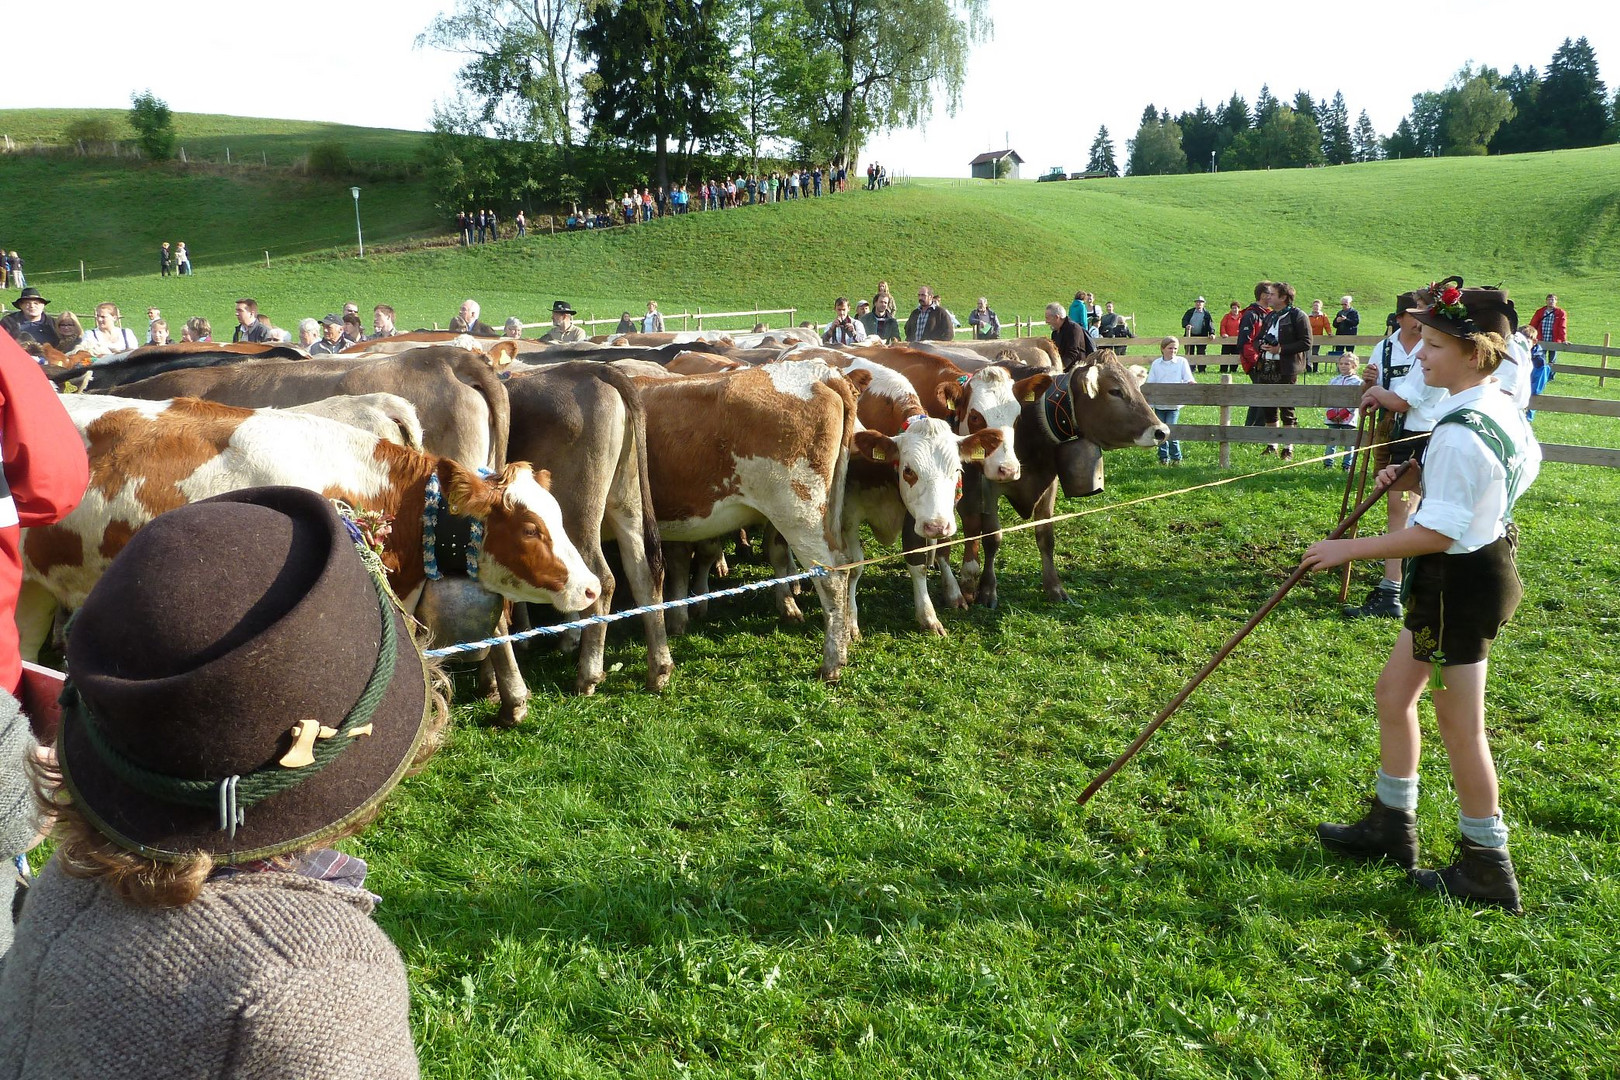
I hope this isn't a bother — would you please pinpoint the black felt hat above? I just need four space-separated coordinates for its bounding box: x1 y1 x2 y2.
12 287 49 308
57 486 430 864
1407 277 1515 340
550 300 577 316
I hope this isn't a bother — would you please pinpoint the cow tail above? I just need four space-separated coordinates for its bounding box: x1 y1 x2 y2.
452 352 511 469
594 364 665 588
825 375 858 559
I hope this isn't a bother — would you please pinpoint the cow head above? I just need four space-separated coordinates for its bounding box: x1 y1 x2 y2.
937 366 1048 482
1066 353 1168 449
854 420 1004 539
442 461 602 612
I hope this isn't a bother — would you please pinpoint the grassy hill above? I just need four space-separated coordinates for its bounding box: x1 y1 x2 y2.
7 132 1619 348
0 109 438 279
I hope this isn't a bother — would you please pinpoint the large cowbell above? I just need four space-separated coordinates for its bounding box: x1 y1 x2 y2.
416 577 505 664
1056 438 1105 498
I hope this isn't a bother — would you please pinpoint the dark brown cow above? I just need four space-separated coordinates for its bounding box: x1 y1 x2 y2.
98 346 509 474
950 351 1168 608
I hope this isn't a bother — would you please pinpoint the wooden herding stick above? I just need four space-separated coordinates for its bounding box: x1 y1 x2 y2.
1337 407 1376 603
1075 460 1415 808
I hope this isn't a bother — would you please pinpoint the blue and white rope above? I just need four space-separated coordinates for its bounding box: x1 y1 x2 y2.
423 566 830 657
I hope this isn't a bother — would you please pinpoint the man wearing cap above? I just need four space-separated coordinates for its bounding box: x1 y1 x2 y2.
0 289 59 350
308 314 349 355
1181 296 1215 370
854 300 880 341
542 300 588 343
231 298 271 344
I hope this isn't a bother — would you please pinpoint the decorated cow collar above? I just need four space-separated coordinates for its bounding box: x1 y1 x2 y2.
1037 367 1088 445
421 471 484 581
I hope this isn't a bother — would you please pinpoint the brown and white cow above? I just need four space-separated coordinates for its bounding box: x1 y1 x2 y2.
19 396 600 719
838 344 1045 486
826 357 1002 636
634 361 858 681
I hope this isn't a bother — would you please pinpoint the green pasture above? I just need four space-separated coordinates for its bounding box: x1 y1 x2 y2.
364 445 1620 1079
12 116 1620 1075
3 127 1618 344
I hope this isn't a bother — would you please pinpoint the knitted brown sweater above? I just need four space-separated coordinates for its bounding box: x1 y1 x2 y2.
0 859 419 1079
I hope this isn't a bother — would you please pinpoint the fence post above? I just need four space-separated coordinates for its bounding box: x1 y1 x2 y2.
1602 332 1611 389
788 308 795 327
696 307 702 329
264 250 270 269
225 147 230 165
79 261 85 283
1219 373 1232 470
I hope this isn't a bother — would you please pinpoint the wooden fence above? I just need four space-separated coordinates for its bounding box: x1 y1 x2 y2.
1141 376 1620 469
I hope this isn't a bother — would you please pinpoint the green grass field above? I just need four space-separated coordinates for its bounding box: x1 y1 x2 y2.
12 115 1620 1076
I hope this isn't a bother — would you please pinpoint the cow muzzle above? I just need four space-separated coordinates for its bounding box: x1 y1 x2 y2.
918 517 954 539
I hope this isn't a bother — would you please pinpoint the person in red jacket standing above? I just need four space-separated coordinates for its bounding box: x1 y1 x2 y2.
1529 293 1567 364
0 332 90 696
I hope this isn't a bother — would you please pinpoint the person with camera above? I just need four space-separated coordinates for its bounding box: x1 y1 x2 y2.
1252 282 1311 459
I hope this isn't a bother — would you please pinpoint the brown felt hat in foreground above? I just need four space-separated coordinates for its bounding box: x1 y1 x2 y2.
57 486 430 864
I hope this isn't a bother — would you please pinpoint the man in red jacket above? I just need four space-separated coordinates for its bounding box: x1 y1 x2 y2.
0 333 89 695
1530 293 1567 364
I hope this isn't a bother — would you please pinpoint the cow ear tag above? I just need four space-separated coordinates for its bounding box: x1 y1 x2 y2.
968 445 986 461
869 446 887 462
1021 389 1038 402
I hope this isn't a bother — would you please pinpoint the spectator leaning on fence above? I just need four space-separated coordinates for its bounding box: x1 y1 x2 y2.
1529 293 1566 362
308 314 347 355
371 305 396 340
81 303 140 357
642 301 665 334
231 299 270 345
542 300 587 344
296 318 320 349
1044 301 1090 371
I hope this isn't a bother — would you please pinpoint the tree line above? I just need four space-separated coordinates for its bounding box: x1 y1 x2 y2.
1089 36 1615 177
418 0 988 212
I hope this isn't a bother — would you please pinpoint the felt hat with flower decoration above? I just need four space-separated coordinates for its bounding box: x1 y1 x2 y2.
1408 276 1515 340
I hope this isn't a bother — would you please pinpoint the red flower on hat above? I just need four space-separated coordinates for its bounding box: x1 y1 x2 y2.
1439 285 1463 306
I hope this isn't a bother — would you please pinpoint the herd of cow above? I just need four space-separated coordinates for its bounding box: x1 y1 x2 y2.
24 329 1169 725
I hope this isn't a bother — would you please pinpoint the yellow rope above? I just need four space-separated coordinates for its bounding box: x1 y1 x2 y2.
823 432 1428 574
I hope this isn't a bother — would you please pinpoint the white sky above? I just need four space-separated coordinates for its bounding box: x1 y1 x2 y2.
21 0 1620 177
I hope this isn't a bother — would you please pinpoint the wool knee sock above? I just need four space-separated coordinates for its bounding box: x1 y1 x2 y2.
1375 770 1419 811
1459 812 1509 848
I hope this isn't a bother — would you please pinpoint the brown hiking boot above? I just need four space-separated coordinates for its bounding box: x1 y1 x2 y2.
1410 837 1523 914
1318 798 1419 870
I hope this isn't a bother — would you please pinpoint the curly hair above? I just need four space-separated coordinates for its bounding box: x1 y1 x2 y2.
32 646 452 908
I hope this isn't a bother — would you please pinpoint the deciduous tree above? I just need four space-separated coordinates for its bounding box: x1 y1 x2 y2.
1127 116 1187 176
782 0 991 168
419 0 588 148
1443 65 1513 155
128 90 175 161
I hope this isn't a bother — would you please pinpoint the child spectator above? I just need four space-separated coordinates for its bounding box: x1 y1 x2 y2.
147 318 169 346
1324 353 1362 470
1146 336 1196 465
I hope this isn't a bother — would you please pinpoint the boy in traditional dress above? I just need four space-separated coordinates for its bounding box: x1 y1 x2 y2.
1301 280 1539 913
